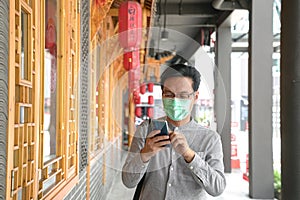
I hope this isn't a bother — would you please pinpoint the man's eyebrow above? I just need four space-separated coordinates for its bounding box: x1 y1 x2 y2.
163 89 192 94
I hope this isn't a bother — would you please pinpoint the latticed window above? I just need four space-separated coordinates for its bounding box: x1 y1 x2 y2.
90 37 104 156
88 16 124 174
38 0 79 198
9 0 38 199
8 0 80 199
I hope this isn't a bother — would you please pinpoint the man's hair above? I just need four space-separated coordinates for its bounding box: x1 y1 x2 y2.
160 64 201 92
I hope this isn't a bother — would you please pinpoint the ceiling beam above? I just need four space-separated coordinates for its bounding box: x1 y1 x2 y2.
215 11 233 27
210 46 281 53
166 24 216 28
157 3 219 17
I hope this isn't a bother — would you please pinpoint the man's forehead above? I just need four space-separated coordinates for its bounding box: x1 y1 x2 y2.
163 77 193 91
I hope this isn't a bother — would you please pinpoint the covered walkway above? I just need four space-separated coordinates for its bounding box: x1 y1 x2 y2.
0 0 300 199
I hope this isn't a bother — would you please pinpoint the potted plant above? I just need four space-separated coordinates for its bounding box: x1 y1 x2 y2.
274 170 281 200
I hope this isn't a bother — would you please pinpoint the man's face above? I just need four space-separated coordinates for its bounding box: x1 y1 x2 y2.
162 76 199 107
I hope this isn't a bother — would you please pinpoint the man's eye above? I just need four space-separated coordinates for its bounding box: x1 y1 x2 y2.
164 93 173 97
179 94 188 98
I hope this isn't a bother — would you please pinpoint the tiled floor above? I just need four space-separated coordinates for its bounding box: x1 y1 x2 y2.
106 169 275 200
106 171 135 200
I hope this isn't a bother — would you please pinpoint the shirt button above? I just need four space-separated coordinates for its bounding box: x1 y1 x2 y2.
190 166 194 170
168 183 172 187
170 167 174 171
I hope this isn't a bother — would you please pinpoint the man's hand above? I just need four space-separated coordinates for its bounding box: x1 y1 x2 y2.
140 130 171 163
170 131 195 163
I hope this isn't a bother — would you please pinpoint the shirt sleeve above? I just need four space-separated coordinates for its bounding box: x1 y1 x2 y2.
186 133 226 196
122 121 150 188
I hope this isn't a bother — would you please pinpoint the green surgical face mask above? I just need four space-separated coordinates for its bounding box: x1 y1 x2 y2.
163 98 192 121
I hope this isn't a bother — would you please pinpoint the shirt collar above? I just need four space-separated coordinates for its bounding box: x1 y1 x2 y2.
164 116 197 131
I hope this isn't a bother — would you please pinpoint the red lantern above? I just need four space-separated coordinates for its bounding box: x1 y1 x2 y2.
147 107 153 118
45 18 56 49
123 50 139 71
119 1 142 50
133 90 139 98
148 82 154 92
128 69 140 93
133 90 140 103
135 107 142 117
140 83 146 94
134 95 141 104
148 95 154 104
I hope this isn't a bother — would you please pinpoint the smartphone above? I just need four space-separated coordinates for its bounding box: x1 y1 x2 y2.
151 120 170 147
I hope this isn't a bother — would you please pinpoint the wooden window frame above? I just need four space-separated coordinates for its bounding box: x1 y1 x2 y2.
89 37 105 158
7 0 39 199
7 0 80 199
38 0 80 199
38 1 64 198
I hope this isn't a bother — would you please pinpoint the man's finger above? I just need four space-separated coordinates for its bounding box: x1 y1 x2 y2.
171 140 179 148
170 135 176 143
156 140 171 147
147 130 161 138
170 133 180 143
153 135 170 143
169 132 176 140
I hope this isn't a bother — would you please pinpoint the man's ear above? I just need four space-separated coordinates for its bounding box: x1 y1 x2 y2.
194 91 199 101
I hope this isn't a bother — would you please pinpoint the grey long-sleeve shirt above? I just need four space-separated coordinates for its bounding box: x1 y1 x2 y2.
122 118 226 200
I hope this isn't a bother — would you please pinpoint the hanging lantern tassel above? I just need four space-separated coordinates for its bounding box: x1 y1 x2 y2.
133 90 140 101
128 69 140 93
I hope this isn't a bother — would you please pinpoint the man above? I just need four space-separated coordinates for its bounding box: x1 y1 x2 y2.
122 64 226 199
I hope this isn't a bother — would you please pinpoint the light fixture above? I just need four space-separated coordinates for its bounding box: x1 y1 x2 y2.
161 0 168 41
161 29 169 41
